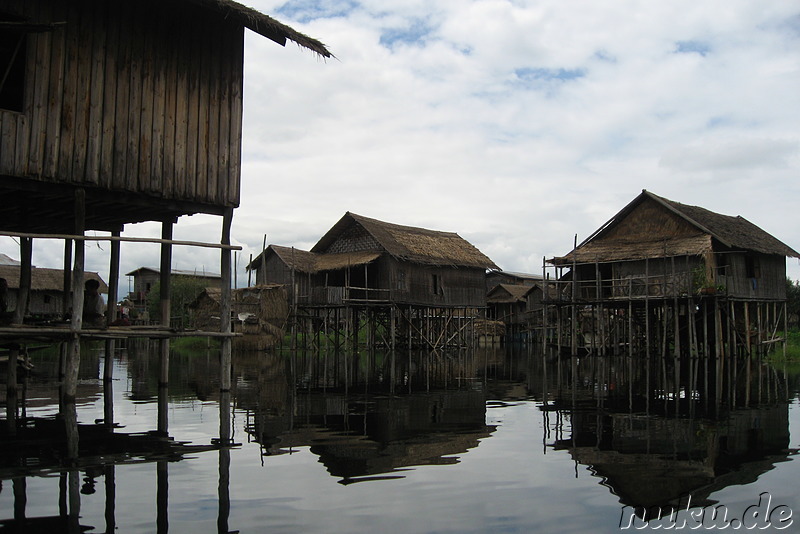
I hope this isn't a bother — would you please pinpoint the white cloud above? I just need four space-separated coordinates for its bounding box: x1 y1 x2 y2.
3 0 799 290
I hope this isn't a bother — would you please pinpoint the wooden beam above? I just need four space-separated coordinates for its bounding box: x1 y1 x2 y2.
0 231 242 250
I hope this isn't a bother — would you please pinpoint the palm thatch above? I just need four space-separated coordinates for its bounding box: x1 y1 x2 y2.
486 284 534 304
186 0 333 58
552 190 799 265
312 212 498 270
0 265 107 293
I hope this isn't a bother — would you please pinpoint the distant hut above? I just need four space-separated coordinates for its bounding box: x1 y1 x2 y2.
189 285 289 348
486 270 542 292
246 245 318 305
0 263 106 319
125 267 222 316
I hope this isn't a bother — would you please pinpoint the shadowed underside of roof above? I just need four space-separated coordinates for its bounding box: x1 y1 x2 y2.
187 0 332 57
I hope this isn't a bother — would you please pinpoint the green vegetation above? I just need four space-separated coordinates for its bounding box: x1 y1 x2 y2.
147 276 208 327
786 277 800 329
171 336 220 354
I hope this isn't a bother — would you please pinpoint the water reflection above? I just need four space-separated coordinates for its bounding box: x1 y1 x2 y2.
1 339 798 532
537 350 795 514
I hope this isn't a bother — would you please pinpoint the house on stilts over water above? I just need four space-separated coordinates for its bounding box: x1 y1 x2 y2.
246 212 499 352
0 0 331 400
542 190 799 360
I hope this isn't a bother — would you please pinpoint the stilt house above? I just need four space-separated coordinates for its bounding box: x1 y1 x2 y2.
545 190 799 357
249 213 498 308
0 0 331 395
550 190 799 301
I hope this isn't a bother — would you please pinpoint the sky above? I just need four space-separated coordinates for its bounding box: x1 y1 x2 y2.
1 0 799 298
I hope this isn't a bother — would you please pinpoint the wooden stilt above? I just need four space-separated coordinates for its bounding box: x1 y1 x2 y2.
159 220 173 387
220 208 233 392
105 229 121 381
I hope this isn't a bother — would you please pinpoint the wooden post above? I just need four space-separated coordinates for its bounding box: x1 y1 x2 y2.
220 208 233 392
159 220 173 386
66 189 86 401
13 237 32 325
105 229 121 381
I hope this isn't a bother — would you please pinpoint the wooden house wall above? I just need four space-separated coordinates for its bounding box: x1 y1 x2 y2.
258 254 313 305
0 0 244 207
387 259 486 307
720 253 786 300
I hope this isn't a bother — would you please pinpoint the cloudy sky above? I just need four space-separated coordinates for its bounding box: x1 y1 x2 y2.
2 0 799 296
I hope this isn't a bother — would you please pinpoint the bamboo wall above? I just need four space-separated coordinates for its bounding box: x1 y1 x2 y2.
0 0 244 208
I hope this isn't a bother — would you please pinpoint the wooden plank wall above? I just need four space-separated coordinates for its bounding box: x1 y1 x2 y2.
0 0 245 208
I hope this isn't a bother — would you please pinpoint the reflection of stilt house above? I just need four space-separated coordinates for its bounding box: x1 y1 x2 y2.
543 190 799 359
247 212 498 351
0 0 331 400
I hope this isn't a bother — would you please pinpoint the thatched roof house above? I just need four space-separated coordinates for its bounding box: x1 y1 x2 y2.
248 213 498 307
551 190 799 300
0 264 106 317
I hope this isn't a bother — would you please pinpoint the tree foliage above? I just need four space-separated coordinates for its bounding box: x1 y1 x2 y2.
147 276 209 327
786 277 800 329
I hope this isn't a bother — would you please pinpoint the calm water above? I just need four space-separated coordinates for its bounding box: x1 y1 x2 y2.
2 341 800 533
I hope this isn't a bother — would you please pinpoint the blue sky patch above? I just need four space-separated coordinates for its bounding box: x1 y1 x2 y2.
514 68 586 83
674 40 711 56
380 19 434 48
276 0 360 23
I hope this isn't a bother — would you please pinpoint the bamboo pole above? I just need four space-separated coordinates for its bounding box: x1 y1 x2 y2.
0 230 242 250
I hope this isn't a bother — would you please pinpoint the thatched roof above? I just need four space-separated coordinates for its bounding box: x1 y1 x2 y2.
552 190 800 264
0 265 107 293
487 284 534 304
185 0 332 58
246 245 381 274
312 212 498 270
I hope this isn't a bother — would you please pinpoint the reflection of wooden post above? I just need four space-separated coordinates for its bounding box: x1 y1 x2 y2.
157 460 168 534
220 208 233 392
218 393 232 532
13 477 26 523
159 220 173 387
105 465 116 533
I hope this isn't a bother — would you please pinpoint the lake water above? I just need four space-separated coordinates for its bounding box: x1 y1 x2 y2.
2 341 799 533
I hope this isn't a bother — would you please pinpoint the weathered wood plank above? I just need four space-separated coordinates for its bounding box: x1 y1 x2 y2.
156 10 178 199
70 0 94 182
125 5 143 191
99 0 120 187
111 3 131 190
149 11 168 197
25 0 52 178
228 28 244 207
85 0 107 186
206 14 221 205
137 6 155 194
184 13 200 202
196 12 210 203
